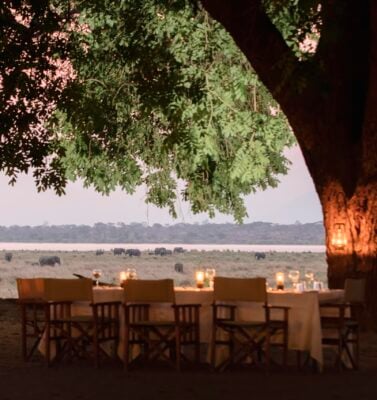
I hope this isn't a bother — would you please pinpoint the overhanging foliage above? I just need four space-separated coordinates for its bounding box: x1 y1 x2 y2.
55 0 293 221
1 1 294 222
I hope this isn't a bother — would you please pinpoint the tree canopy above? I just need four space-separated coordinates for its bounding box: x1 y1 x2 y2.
1 0 293 222
0 0 71 193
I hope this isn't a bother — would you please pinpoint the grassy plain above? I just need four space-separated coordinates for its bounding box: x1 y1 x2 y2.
0 249 327 298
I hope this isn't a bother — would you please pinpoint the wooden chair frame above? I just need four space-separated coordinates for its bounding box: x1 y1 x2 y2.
18 299 49 361
210 303 289 372
210 277 289 373
320 278 366 370
123 303 201 371
320 302 362 370
46 300 121 367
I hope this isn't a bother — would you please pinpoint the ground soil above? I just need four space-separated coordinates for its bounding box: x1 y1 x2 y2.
0 299 376 400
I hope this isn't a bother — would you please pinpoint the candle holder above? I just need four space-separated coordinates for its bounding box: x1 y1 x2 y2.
275 272 285 290
119 271 128 287
195 269 205 289
120 268 137 287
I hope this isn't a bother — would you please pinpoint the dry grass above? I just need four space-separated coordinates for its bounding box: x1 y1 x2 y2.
0 249 327 298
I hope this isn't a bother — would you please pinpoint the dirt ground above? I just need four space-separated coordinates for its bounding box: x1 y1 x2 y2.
0 299 376 400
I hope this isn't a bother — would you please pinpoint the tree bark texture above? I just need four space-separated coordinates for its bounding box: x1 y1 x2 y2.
201 0 377 320
319 181 377 323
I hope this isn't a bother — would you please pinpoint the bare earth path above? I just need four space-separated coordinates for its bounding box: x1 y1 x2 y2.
0 299 376 400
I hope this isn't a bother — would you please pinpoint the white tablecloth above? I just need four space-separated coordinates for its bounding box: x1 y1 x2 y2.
90 287 344 367
40 287 344 368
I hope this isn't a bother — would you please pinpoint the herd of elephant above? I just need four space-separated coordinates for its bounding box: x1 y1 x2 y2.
109 246 186 257
2 248 267 267
0 247 186 267
35 247 186 266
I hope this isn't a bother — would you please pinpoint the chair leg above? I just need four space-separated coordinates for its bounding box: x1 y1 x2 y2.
354 327 360 370
265 330 271 374
195 328 201 364
210 326 217 371
46 323 51 367
123 327 130 371
114 335 119 360
337 330 343 371
21 306 28 361
283 328 288 368
342 329 359 370
229 331 235 367
175 326 181 372
93 324 99 368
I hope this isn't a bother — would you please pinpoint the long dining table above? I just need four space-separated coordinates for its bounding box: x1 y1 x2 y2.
73 285 344 369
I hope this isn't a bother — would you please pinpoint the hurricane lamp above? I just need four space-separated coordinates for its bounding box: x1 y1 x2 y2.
195 270 205 289
331 223 347 249
275 272 285 290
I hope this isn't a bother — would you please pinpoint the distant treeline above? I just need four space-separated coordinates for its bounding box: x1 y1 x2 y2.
0 221 324 244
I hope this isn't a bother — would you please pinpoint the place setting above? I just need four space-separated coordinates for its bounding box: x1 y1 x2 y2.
272 269 326 293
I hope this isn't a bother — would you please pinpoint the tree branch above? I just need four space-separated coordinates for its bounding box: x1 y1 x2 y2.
200 0 301 108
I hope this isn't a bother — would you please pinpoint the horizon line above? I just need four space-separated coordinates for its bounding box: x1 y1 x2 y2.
0 220 324 228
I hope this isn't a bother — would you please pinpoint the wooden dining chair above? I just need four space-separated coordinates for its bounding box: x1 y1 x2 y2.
122 279 201 371
210 276 289 372
42 278 121 367
320 278 366 370
17 278 49 361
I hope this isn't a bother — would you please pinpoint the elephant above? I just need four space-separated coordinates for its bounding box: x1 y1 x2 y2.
125 249 141 257
4 252 12 262
154 248 172 256
254 252 266 260
154 247 167 256
174 263 184 273
113 248 126 256
173 247 185 254
95 249 104 256
39 256 61 266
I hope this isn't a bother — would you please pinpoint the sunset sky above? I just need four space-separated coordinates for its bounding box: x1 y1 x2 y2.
0 146 322 226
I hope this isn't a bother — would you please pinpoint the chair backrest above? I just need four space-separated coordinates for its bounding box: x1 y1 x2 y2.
16 278 45 300
344 278 366 304
213 277 267 303
124 279 175 303
43 278 93 302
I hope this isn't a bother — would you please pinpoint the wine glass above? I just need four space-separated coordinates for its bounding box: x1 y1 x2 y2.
126 268 137 280
205 268 216 288
288 270 300 289
305 270 315 289
92 269 102 286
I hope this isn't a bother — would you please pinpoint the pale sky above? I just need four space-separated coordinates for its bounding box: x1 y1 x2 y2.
0 146 322 226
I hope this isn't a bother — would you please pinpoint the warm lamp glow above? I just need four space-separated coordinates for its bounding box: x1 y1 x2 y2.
331 223 347 249
195 270 205 289
275 272 285 290
120 271 127 285
120 268 137 286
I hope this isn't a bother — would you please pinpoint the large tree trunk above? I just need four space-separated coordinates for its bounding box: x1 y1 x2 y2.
317 180 377 323
201 0 377 323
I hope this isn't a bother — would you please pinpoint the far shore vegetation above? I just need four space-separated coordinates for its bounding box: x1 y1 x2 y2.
0 221 324 245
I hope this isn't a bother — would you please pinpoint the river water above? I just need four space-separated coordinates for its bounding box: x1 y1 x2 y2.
0 242 325 252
